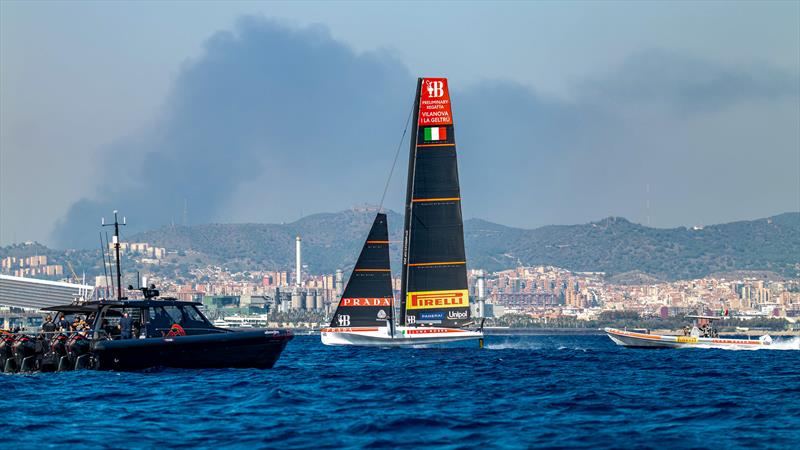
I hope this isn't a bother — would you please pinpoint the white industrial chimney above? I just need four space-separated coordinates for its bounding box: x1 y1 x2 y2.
476 270 486 318
335 269 344 297
295 235 302 287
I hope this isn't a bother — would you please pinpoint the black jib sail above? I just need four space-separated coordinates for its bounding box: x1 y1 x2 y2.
400 78 470 328
330 213 394 328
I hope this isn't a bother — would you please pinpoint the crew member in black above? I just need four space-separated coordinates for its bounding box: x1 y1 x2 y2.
119 312 133 339
152 308 172 336
41 315 57 334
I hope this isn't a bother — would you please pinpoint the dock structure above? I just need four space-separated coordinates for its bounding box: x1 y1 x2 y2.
0 274 94 310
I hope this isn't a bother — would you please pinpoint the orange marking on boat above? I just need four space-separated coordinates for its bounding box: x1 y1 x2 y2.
711 339 760 345
406 328 467 334
366 240 389 244
411 197 460 203
609 329 662 340
417 143 455 147
407 261 466 267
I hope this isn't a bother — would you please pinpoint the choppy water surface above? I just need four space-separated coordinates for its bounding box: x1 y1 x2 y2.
2 335 799 449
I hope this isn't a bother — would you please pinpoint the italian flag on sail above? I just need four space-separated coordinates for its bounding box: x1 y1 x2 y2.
423 126 447 142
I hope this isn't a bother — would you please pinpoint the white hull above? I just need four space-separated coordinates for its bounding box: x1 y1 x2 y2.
321 325 483 347
604 327 772 349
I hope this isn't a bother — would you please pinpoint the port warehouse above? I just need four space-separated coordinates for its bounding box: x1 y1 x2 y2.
0 274 94 328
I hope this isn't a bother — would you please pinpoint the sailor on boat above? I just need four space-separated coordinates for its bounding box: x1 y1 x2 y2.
605 314 773 349
321 77 483 347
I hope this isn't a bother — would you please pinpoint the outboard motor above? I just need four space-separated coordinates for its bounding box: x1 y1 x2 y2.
50 333 71 371
1 332 16 373
67 334 92 370
12 335 38 372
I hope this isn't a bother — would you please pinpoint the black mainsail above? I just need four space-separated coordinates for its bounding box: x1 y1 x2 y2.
400 78 470 328
330 213 394 329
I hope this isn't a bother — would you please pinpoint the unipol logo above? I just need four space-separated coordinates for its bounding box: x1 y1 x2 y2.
425 80 445 98
337 314 351 327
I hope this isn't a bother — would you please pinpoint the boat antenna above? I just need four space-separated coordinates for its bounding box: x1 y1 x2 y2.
378 100 415 212
99 232 110 299
103 231 114 299
102 210 126 300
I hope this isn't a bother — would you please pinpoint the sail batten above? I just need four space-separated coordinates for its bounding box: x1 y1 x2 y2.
400 77 471 328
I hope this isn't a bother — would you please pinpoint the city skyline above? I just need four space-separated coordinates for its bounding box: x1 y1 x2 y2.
2 2 798 248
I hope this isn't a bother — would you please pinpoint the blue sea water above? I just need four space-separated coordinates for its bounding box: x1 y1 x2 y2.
2 334 799 449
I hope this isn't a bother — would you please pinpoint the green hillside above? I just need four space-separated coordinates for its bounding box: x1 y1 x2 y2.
3 211 797 281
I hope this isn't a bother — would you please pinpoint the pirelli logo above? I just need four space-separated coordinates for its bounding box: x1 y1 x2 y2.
406 290 469 310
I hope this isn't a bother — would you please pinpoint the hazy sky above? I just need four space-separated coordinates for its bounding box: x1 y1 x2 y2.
1 1 798 247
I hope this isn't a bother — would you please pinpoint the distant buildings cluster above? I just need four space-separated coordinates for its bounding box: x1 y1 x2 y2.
98 258 800 325
5 239 799 327
112 242 167 263
482 267 800 322
475 266 601 311
1 255 64 278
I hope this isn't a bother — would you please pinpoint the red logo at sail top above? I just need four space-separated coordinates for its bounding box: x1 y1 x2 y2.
418 78 453 126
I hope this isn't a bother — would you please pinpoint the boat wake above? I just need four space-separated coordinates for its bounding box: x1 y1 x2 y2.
694 337 800 351
765 337 800 351
485 340 542 350
485 340 588 351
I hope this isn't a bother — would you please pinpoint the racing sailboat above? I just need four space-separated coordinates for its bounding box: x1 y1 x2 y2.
321 77 483 346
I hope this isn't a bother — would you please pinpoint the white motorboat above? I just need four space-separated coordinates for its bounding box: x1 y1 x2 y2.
605 315 773 349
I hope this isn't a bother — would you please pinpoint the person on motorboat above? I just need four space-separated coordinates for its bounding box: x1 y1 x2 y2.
151 308 173 337
56 313 70 332
41 315 56 334
119 313 133 340
100 319 116 339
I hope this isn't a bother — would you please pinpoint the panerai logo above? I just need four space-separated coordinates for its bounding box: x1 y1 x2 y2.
426 80 445 98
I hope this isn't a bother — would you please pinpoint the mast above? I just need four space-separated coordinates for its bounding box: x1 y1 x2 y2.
400 78 423 326
102 210 126 300
399 77 470 328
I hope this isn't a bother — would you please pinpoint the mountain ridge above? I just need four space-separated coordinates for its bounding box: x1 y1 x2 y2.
2 211 797 281
129 210 798 280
